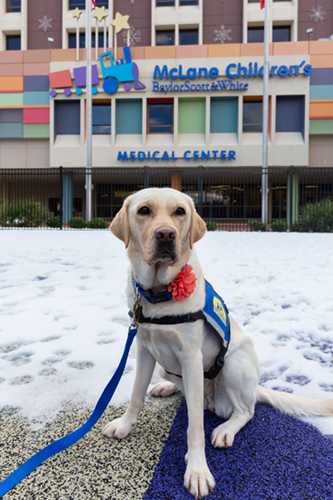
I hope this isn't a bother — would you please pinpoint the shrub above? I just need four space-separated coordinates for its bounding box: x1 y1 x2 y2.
247 220 267 232
68 217 87 229
0 199 48 227
87 218 108 229
205 220 217 231
270 220 288 232
46 216 60 228
294 198 333 233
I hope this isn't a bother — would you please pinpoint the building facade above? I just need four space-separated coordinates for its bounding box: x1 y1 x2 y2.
0 0 333 225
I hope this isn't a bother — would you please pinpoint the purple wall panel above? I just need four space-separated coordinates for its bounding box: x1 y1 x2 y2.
310 68 333 85
23 76 50 91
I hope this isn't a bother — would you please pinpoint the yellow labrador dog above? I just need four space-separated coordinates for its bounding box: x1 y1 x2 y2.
103 187 333 499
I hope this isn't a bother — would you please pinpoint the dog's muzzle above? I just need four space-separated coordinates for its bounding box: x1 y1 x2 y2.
153 226 177 262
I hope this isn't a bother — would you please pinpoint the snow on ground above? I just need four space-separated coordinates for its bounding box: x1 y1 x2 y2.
0 230 333 434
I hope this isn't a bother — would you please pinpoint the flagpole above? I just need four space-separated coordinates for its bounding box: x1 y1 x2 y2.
86 0 92 222
261 0 269 226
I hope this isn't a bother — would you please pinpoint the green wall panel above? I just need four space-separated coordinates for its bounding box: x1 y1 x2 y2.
23 91 50 106
178 98 205 134
210 97 238 134
116 99 142 135
0 122 23 139
23 123 50 138
0 93 23 106
310 85 333 100
309 119 333 135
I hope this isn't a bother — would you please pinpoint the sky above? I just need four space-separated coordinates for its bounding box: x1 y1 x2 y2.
0 230 332 434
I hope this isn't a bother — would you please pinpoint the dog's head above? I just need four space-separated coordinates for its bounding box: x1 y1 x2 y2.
110 188 206 266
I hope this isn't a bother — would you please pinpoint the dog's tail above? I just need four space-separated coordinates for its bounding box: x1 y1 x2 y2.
256 385 333 417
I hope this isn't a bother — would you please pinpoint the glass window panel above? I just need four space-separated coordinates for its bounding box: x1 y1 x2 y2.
243 101 263 132
69 0 108 8
6 0 21 12
156 0 174 5
247 27 264 43
156 30 175 46
92 104 111 134
180 0 198 5
148 103 173 134
6 35 21 51
273 26 290 42
68 32 109 48
179 29 198 45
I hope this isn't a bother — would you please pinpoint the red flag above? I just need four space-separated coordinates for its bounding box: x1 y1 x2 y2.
261 0 265 9
91 0 95 9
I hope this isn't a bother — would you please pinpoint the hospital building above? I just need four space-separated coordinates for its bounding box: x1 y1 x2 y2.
0 0 333 227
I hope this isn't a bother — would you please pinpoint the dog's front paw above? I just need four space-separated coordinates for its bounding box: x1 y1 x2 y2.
150 381 178 397
184 463 215 499
211 424 235 448
102 417 135 439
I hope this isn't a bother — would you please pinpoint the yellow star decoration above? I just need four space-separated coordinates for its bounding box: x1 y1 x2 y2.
72 7 82 19
93 6 108 23
110 12 130 34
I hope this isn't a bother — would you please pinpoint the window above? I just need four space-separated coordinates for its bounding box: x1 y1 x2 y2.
179 29 198 45
273 26 290 42
68 32 109 48
243 100 262 132
156 30 175 46
54 100 80 138
6 0 21 12
247 27 264 43
180 0 198 5
92 103 111 134
156 0 174 5
210 97 238 134
148 102 173 134
276 96 304 137
6 35 21 51
69 0 108 9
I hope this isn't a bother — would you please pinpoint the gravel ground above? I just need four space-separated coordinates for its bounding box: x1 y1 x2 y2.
0 394 181 500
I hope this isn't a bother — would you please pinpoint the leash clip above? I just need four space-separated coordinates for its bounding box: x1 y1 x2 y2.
130 270 142 328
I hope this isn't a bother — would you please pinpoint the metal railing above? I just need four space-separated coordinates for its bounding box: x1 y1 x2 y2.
0 166 332 232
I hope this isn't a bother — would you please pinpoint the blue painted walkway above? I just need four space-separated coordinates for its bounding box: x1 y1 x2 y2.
144 400 333 500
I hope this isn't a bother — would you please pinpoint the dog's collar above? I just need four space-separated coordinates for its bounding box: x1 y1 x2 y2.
134 280 172 304
132 264 197 304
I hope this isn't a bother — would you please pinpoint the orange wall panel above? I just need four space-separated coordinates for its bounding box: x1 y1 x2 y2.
176 45 208 59
273 41 309 56
309 41 333 55
310 54 333 68
208 44 241 58
145 46 176 60
240 43 273 57
310 100 333 117
0 76 23 92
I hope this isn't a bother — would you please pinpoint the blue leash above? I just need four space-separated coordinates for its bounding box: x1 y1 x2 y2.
0 326 137 498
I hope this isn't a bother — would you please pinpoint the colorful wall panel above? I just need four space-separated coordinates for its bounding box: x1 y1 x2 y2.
0 123 23 139
23 108 50 124
23 124 50 139
210 97 238 134
116 99 142 135
178 98 206 134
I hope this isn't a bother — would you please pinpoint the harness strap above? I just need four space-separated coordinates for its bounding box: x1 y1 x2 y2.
128 308 228 380
129 307 205 325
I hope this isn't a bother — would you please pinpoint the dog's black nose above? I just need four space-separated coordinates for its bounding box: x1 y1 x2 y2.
154 226 176 242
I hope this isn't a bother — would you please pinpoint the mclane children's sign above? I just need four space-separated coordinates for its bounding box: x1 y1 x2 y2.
152 60 312 95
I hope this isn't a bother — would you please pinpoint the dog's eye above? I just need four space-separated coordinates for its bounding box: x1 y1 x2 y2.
176 207 186 215
138 206 150 215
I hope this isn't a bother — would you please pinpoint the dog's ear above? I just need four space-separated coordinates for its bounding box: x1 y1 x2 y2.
189 201 206 249
110 197 131 248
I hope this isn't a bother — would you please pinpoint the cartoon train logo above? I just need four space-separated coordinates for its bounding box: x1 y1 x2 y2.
49 46 145 97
